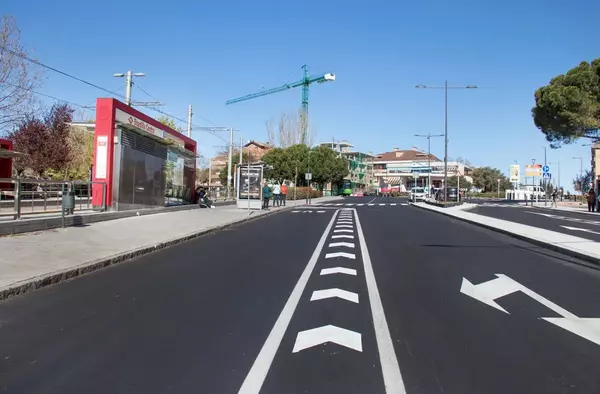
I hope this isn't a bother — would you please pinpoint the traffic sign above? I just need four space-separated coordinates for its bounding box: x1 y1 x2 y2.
542 172 552 180
305 172 312 180
543 165 550 173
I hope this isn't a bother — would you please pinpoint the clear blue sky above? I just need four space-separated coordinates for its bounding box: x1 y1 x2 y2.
4 0 599 191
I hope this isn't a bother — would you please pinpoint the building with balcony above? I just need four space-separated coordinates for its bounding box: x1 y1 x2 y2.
208 140 272 188
374 147 473 191
317 141 374 195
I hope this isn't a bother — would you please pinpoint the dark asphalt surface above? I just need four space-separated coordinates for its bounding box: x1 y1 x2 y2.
469 204 600 242
2 196 600 393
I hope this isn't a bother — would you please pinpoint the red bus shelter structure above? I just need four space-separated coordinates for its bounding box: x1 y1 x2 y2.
92 98 197 211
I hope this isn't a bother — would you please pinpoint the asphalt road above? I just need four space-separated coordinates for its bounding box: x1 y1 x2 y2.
469 204 600 242
2 196 600 393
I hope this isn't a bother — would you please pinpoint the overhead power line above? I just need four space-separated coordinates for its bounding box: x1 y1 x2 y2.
0 80 95 111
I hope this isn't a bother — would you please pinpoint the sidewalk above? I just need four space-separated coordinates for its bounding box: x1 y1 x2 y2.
0 196 342 300
413 202 600 265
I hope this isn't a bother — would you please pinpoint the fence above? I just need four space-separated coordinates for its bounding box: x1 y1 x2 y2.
0 178 107 221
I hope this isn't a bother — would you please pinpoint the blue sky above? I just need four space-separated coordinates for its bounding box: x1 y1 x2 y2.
4 0 599 191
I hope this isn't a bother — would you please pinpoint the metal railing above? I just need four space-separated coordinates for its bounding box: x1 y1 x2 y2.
0 178 107 221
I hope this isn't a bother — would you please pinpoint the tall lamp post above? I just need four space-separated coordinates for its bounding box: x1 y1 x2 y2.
414 133 444 192
416 81 477 201
573 156 583 200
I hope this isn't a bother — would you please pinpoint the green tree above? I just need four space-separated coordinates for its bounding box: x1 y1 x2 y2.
309 145 348 188
472 167 511 192
446 175 472 190
262 147 291 183
532 58 600 147
157 116 183 133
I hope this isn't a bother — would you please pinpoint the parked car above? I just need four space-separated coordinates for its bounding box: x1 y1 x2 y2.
409 187 426 202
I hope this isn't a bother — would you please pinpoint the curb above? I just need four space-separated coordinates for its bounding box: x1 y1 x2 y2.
411 203 600 267
0 204 300 302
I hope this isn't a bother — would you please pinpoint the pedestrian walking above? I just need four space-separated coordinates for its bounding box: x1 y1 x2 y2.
551 189 558 208
262 182 271 210
587 188 597 212
280 183 288 206
272 183 281 207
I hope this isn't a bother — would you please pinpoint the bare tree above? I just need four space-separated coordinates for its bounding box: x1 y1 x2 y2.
0 16 41 133
265 118 275 146
275 110 317 147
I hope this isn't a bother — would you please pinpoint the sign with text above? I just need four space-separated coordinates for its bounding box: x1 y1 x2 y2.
238 166 262 200
94 136 108 179
509 164 520 183
525 164 542 177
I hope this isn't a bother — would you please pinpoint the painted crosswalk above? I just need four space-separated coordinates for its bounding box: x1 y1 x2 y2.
317 202 409 207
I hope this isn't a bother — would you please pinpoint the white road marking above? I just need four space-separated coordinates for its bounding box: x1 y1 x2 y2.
335 224 353 228
331 234 354 239
335 203 344 206
561 225 600 235
379 203 386 206
328 242 355 248
292 325 362 353
357 204 365 206
320 267 357 276
311 288 359 303
367 197 377 203
325 252 356 259
317 210 326 213
337 220 353 224
345 203 355 206
401 203 408 206
543 317 600 346
368 204 375 206
353 209 407 393
292 211 300 213
390 203 397 206
333 229 353 233
237 210 340 394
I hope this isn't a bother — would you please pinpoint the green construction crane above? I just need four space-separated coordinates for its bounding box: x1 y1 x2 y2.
225 65 335 145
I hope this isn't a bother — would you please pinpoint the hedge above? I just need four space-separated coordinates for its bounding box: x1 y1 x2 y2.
285 187 322 200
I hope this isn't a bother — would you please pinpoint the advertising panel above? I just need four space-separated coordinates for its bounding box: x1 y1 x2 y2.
239 166 262 200
525 164 542 177
509 164 520 183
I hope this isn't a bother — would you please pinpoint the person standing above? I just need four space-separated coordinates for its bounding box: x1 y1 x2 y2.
551 189 558 208
262 182 271 210
281 183 288 206
587 187 597 212
272 183 281 207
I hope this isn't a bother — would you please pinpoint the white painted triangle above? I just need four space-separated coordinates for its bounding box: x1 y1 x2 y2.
333 229 353 233
320 267 357 276
325 252 356 259
335 225 353 228
311 288 359 303
331 234 354 239
328 242 355 248
292 325 362 353
543 317 600 347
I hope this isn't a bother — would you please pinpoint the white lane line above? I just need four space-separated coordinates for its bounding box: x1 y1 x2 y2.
335 203 344 206
379 203 386 206
325 252 356 259
368 204 375 206
390 203 397 206
237 210 340 394
345 203 355 206
353 209 407 393
335 224 353 228
292 211 300 213
401 203 408 206
367 197 377 203
293 325 362 353
317 210 326 213
332 234 354 239
357 204 365 206
333 229 353 233
310 288 359 303
320 267 357 276
328 242 355 248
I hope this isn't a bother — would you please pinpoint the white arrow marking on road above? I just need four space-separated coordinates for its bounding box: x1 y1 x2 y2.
320 267 357 276
311 288 359 303
325 252 356 259
561 226 600 235
328 242 355 248
292 325 362 353
543 317 600 346
461 274 576 317
333 229 353 233
331 234 354 239
335 224 353 228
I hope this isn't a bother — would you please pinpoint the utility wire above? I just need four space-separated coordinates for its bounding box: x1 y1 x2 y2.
1 44 232 142
0 80 95 111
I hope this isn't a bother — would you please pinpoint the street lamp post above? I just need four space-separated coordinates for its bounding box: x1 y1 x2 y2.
573 156 583 201
414 133 444 193
113 71 146 106
416 81 477 202
497 179 500 198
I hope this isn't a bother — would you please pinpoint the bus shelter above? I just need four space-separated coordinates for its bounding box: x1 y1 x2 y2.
236 164 263 210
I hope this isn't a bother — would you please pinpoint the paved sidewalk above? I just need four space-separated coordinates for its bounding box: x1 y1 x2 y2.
413 202 600 264
0 196 342 299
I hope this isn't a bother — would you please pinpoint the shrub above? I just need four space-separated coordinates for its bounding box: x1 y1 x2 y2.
286 187 322 200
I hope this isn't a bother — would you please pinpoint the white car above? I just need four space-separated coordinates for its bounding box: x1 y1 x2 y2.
409 187 426 202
